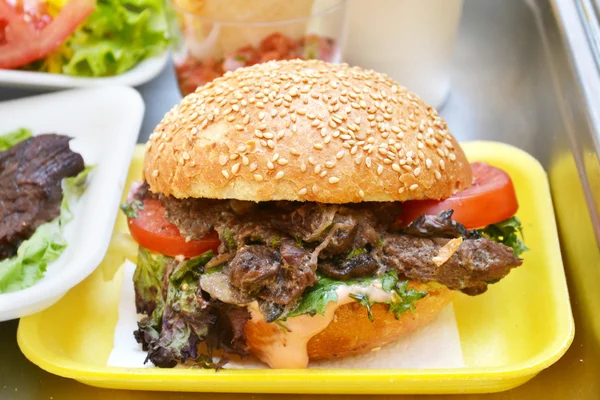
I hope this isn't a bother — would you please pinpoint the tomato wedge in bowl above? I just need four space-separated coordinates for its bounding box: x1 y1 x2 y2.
0 0 96 69
126 199 221 258
396 162 519 229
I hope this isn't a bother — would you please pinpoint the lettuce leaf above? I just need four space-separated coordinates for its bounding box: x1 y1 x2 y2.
0 128 32 151
133 247 219 368
284 271 427 321
24 0 169 77
0 166 93 293
479 216 528 257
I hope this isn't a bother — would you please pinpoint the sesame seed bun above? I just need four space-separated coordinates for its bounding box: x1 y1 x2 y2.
145 60 471 203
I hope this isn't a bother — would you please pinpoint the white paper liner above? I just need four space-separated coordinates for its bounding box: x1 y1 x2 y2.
107 261 464 369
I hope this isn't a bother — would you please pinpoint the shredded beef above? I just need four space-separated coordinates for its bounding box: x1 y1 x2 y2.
402 210 481 239
228 245 282 293
318 253 380 280
382 235 522 295
157 195 523 311
0 134 84 260
161 196 233 240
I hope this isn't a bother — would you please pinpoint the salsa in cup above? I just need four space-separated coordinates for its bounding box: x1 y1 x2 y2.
165 0 346 96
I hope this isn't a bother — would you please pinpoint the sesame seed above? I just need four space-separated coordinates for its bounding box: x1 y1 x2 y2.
444 139 454 149
426 159 433 169
297 108 307 115
267 161 275 170
392 163 401 172
314 164 322 174
290 148 300 156
366 157 372 168
312 184 319 194
231 163 240 174
398 187 405 194
242 155 249 165
292 125 298 134
320 170 328 177
449 153 456 161
275 171 285 180
329 176 340 184
314 143 323 150
272 153 279 162
300 162 307 172
230 153 240 160
219 155 229 166
226 116 235 122
151 169 159 178
298 188 308 195
414 167 421 177
235 124 244 131
158 142 165 151
325 161 336 168
278 158 289 165
377 165 384 175
435 170 442 180
409 184 419 191
359 189 365 198
440 159 446 170
403 165 412 172
324 135 332 144
264 132 274 139
336 150 345 159
308 156 316 165
250 162 258 172
222 170 230 179
253 174 264 182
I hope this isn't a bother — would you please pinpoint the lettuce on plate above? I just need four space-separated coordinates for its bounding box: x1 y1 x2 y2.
0 129 92 293
24 0 169 77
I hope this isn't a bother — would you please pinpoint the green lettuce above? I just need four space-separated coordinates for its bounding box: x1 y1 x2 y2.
284 271 427 321
0 131 92 293
25 0 169 77
0 128 32 151
479 216 528 257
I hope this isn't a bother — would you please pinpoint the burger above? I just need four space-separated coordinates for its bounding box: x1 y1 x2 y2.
122 59 526 369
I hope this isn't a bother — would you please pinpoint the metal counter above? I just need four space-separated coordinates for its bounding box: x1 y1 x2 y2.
1 0 600 398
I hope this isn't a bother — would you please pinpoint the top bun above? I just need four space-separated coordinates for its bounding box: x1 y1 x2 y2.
145 60 471 203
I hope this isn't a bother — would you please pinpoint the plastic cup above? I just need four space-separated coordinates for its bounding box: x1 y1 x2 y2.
165 0 347 96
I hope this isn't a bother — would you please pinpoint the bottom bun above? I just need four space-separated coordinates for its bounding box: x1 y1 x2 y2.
245 282 454 367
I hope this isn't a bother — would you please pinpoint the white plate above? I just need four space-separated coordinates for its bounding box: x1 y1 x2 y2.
0 53 168 90
0 86 144 321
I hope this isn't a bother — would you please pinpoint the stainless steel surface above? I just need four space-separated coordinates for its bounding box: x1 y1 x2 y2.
1 0 600 398
577 0 600 70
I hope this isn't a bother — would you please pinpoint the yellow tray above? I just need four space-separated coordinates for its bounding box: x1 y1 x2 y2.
16 141 574 395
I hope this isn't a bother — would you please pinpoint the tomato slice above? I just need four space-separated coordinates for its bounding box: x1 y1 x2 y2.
0 0 95 69
127 199 221 258
396 162 519 229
